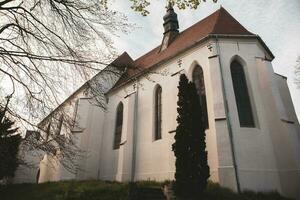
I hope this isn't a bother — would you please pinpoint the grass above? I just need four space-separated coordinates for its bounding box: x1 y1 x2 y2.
0 180 293 200
202 182 292 200
0 180 129 200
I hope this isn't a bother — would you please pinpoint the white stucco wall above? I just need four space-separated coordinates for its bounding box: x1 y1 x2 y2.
28 37 300 199
30 65 123 183
214 38 300 198
97 37 300 199
13 151 40 184
100 41 222 184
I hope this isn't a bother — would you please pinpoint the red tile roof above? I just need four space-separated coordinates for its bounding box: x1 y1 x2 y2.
112 7 260 90
110 52 135 70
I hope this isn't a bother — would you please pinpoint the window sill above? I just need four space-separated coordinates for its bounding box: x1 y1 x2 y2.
153 138 162 142
71 128 84 133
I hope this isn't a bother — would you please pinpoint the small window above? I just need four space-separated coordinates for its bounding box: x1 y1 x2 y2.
72 99 79 130
192 65 209 129
45 122 51 141
154 85 162 140
56 115 64 135
113 102 124 149
230 60 255 127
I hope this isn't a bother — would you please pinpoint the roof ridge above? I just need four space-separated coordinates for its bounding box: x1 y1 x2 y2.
179 8 220 36
211 7 254 35
134 8 221 63
211 7 223 34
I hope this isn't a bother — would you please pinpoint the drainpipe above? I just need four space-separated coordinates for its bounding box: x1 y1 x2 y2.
131 78 139 182
215 35 241 193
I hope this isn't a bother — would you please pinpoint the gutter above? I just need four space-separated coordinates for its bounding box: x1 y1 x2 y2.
131 78 139 182
215 35 241 193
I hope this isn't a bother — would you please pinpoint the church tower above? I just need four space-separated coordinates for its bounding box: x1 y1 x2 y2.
160 3 179 51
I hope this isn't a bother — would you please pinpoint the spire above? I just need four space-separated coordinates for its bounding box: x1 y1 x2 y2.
160 2 179 51
163 2 179 34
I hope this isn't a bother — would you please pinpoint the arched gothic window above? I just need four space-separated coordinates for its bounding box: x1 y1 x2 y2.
192 65 209 129
113 102 124 149
154 85 162 140
230 60 255 127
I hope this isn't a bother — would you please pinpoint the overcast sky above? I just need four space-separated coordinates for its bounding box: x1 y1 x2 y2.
111 0 300 120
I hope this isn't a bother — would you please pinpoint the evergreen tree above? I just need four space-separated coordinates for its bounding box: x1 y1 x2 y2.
172 74 190 197
172 74 210 198
0 108 21 180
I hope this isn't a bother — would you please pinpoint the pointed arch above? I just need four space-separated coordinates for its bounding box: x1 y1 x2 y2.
154 84 162 140
192 65 209 129
230 59 255 127
113 102 124 149
230 54 247 67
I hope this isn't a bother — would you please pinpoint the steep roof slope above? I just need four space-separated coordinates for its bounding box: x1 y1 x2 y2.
134 7 253 69
210 7 254 35
110 52 135 70
112 7 258 90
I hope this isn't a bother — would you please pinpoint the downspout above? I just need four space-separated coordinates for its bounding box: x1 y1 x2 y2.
215 35 241 193
131 78 139 182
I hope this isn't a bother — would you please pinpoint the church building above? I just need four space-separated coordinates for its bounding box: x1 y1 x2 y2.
23 5 300 199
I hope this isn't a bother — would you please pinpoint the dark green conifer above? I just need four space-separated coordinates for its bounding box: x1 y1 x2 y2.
172 74 210 198
0 108 21 180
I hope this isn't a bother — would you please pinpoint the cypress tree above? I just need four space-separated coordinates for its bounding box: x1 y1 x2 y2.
172 74 190 197
172 74 210 198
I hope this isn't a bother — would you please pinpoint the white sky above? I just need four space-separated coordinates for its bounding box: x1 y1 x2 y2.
111 0 300 120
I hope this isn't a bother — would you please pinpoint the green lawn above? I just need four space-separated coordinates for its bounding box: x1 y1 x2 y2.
0 180 128 200
0 180 292 200
203 183 292 200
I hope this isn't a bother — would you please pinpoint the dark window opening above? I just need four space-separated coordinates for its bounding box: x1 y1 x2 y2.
113 102 124 149
192 66 209 129
56 115 64 135
230 60 255 127
154 85 162 140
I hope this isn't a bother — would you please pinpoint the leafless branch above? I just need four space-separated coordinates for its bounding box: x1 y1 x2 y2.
0 0 132 173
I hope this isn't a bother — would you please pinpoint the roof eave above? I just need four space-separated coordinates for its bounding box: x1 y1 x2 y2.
38 65 111 127
106 35 212 94
107 34 275 94
38 82 88 127
209 34 275 60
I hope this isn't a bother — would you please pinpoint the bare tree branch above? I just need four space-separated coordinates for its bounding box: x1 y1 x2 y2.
0 0 131 173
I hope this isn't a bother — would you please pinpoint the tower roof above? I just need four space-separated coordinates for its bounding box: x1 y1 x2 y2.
163 2 179 29
161 2 179 50
111 7 273 91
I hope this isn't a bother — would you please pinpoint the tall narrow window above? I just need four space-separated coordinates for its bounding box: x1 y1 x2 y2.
56 115 64 135
72 99 81 132
154 85 162 140
230 60 255 127
113 102 124 149
192 66 209 129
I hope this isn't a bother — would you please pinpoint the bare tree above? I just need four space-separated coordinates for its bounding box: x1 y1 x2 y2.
0 0 131 173
0 0 217 175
